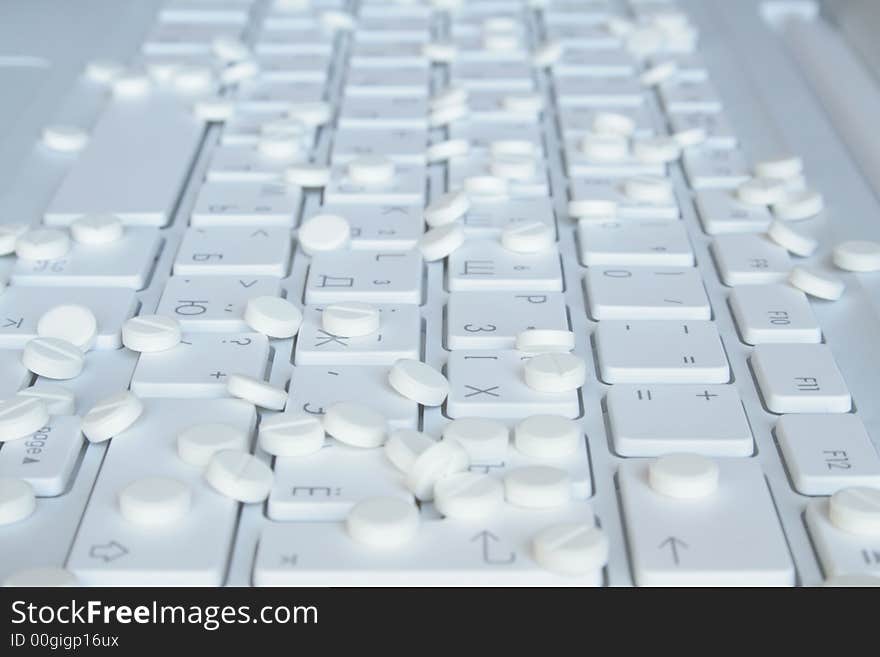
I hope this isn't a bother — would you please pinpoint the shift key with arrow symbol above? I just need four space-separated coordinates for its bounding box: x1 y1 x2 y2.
658 536 688 566
89 541 129 562
471 530 516 565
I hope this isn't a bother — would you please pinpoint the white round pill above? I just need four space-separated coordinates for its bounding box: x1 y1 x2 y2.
244 295 303 338
0 478 36 525
515 329 575 353
3 567 78 587
287 101 333 128
430 86 468 112
177 422 249 467
532 523 609 576
426 138 470 163
755 155 803 181
285 164 331 188
0 397 49 443
347 156 395 186
42 125 89 153
323 401 387 448
118 476 192 525
463 175 508 198
205 450 273 503
388 359 449 406
632 136 681 164
226 374 287 410
532 40 563 67
442 417 509 461
789 266 846 301
579 133 629 162
772 188 824 221
405 439 469 501
429 103 469 128
523 352 586 393
22 337 84 380
592 111 636 137
640 60 677 86
490 154 537 181
767 220 818 257
514 415 580 459
0 223 28 255
298 213 350 254
434 472 503 520
122 314 182 352
384 429 435 473
623 175 674 203
673 126 708 148
419 223 465 262
504 465 571 509
829 487 880 536
36 304 98 351
346 497 419 548
15 228 71 261
425 190 470 228
70 213 124 245
258 412 325 457
321 301 380 337
17 384 75 416
500 221 555 253
649 453 720 499
737 177 788 206
423 40 458 63
81 391 144 443
832 240 880 272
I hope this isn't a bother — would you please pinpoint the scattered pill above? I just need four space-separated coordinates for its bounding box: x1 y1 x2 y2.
755 155 803 181
388 359 449 406
434 472 503 519
82 391 144 443
36 304 98 351
346 497 419 548
419 223 465 261
177 422 249 467
323 401 387 448
118 477 192 525
441 417 508 461
70 213 124 245
298 213 351 254
514 415 580 459
772 188 824 221
640 60 677 86
789 266 846 301
321 301 380 337
0 478 36 526
649 453 720 498
737 177 789 206
16 384 75 416
504 465 571 508
767 220 818 257
384 429 435 473
226 374 287 410
532 40 563 67
430 86 468 112
205 450 273 503
515 329 575 353
244 295 303 338
122 314 182 352
829 487 880 536
22 337 84 380
0 397 50 443
15 228 71 261
501 221 555 254
592 111 636 137
623 175 674 203
405 439 469 501
523 352 586 393
425 189 470 227
258 412 325 457
832 240 880 272
532 523 609 576
429 103 469 128
673 126 707 148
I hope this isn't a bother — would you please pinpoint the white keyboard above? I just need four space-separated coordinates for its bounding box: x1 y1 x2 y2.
2 0 880 587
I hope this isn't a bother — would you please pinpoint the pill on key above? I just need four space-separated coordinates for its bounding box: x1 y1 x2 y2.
36 304 98 351
523 352 586 393
346 497 419 548
532 523 609 576
829 486 880 536
81 391 144 443
532 40 563 67
321 301 380 337
3 567 78 587
623 175 674 203
772 188 824 221
592 111 636 137
177 422 249 467
323 401 387 448
649 453 720 499
16 384 75 416
640 60 677 86
737 177 788 206
226 374 287 410
298 213 351 255
501 221 555 253
258 412 325 457
832 240 880 272
504 465 571 508
424 189 470 227
0 478 36 526
515 329 575 353
405 439 469 501
419 223 465 262
244 295 303 338
384 429 435 473
118 477 193 525
70 213 124 245
388 359 449 406
767 220 818 257
15 228 71 261
442 417 509 461
0 397 50 443
789 266 845 301
205 450 274 503
514 415 580 459
755 155 803 181
22 337 84 380
122 315 182 352
434 472 503 520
